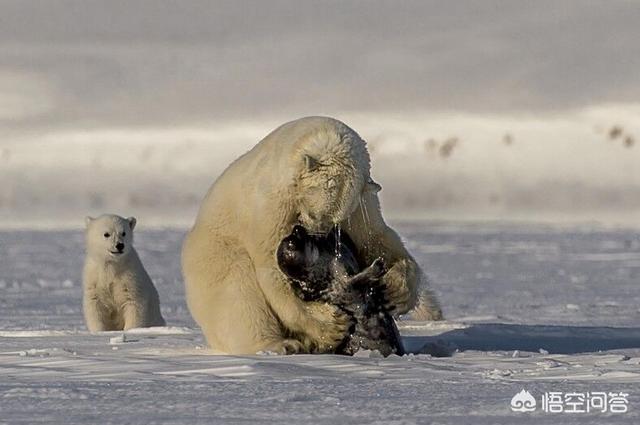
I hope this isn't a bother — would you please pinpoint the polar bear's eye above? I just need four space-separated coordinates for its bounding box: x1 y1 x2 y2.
103 232 110 238
121 232 126 237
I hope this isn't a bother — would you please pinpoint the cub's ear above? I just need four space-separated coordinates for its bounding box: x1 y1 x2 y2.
127 217 137 230
84 216 94 227
366 178 382 193
304 155 320 172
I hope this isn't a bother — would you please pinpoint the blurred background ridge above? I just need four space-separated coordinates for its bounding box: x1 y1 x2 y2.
1 0 640 228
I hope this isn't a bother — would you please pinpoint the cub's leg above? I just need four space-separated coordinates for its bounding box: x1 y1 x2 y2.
122 301 147 330
83 296 114 332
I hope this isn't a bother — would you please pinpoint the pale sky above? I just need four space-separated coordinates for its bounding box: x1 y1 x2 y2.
1 0 640 132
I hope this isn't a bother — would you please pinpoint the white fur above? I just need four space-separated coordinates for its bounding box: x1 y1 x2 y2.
182 116 441 354
83 214 165 331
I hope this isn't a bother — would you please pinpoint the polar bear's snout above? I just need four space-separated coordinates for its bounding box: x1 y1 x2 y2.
112 242 125 254
108 240 127 257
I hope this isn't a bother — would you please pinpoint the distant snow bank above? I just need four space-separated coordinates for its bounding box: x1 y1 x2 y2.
2 105 640 228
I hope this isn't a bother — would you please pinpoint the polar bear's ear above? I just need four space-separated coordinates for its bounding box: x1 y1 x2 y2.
366 178 382 193
304 155 320 172
84 216 94 227
127 217 137 230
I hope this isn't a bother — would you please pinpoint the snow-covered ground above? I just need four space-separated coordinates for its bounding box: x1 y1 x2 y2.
1 221 639 423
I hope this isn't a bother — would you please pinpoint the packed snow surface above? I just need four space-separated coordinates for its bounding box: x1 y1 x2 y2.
1 221 639 424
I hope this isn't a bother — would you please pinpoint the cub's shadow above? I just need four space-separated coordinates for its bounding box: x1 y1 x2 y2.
401 323 640 357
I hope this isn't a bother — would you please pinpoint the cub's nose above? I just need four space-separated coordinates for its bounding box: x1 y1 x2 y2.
115 242 125 252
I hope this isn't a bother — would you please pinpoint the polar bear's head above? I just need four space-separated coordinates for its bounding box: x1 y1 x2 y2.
85 214 137 262
290 118 372 234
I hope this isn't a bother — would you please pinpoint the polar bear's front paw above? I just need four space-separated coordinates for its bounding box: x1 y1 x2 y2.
304 303 352 353
266 338 305 355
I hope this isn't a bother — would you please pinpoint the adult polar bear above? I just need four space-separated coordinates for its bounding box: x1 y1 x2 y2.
182 117 442 354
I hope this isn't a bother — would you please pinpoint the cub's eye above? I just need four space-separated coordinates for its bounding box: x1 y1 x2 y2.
121 232 126 237
103 233 110 238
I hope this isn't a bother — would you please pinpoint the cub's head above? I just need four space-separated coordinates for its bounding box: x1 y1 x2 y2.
85 214 137 262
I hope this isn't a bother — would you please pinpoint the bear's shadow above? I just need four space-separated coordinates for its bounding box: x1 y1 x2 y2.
401 323 640 357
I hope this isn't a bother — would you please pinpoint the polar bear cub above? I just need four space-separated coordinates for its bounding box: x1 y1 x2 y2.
83 214 165 331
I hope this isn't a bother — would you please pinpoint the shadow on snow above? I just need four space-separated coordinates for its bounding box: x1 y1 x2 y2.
402 323 640 357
